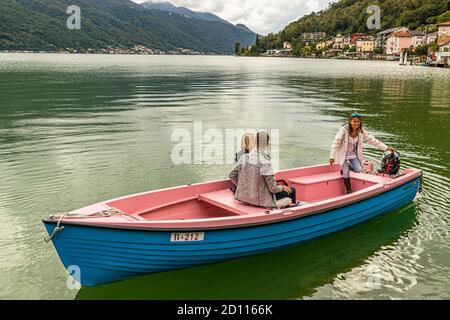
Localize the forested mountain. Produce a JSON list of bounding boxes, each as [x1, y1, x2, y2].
[[0, 0, 257, 54], [259, 0, 450, 50]]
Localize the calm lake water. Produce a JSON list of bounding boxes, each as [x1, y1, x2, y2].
[[0, 53, 449, 299]]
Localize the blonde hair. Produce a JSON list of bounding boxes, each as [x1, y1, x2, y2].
[[241, 133, 255, 152]]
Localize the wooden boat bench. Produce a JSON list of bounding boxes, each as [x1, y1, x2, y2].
[[198, 189, 269, 215], [287, 172, 343, 185], [198, 172, 389, 213], [287, 171, 387, 202]]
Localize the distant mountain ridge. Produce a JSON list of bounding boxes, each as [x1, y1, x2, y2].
[[0, 0, 257, 54], [235, 24, 254, 33], [141, 1, 230, 24], [140, 0, 259, 36]]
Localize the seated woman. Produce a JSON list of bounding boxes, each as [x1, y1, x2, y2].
[[228, 131, 296, 208], [230, 132, 255, 192], [235, 132, 255, 163]]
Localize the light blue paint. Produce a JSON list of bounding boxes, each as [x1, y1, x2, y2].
[[44, 178, 421, 286]]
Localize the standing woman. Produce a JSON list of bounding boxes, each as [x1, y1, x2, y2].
[[329, 113, 394, 194]]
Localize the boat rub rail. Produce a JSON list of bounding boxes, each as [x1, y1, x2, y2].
[[43, 168, 422, 231]]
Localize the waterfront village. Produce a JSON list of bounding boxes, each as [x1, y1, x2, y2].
[[259, 21, 450, 67], [1, 45, 205, 56], [65, 46, 204, 55]]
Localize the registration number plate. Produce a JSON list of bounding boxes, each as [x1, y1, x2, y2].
[[171, 232, 205, 242]]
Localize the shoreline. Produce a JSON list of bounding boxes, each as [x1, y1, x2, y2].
[[0, 51, 232, 58], [0, 51, 391, 59], [0, 51, 397, 62], [1, 51, 442, 67]]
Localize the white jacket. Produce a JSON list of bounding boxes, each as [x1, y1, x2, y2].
[[330, 124, 388, 165]]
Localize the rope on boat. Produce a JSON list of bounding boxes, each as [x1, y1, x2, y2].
[[44, 208, 128, 242], [44, 214, 66, 243], [419, 172, 424, 193]]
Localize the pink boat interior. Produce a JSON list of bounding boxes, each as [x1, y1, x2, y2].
[[99, 164, 401, 221]]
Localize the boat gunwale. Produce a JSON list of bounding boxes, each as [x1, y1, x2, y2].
[[42, 170, 422, 232]]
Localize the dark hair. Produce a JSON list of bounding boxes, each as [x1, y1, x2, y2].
[[348, 115, 363, 134], [256, 131, 270, 149]]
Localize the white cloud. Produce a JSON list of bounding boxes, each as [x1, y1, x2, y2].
[[306, 0, 322, 13], [133, 0, 334, 35]]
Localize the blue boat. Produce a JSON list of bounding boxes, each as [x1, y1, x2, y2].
[[43, 164, 422, 286]]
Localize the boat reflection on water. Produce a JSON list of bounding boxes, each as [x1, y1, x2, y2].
[[76, 203, 418, 300]]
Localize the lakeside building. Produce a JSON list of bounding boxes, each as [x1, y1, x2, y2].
[[410, 30, 426, 48], [435, 41, 450, 67], [426, 32, 438, 44], [342, 33, 369, 49], [440, 40, 450, 51], [376, 27, 408, 51], [434, 23, 450, 67], [356, 37, 375, 53], [343, 35, 350, 48], [302, 32, 327, 41], [386, 30, 413, 55], [332, 34, 345, 49], [266, 49, 280, 55], [265, 44, 292, 57], [350, 33, 369, 46], [316, 41, 327, 50], [437, 22, 450, 46], [283, 41, 292, 50], [322, 48, 344, 58]]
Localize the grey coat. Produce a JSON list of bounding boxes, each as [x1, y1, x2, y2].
[[228, 149, 283, 208]]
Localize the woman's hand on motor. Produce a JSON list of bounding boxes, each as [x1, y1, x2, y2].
[[329, 158, 335, 165], [282, 186, 292, 194]]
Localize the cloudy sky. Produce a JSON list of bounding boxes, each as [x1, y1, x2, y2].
[[133, 0, 335, 35]]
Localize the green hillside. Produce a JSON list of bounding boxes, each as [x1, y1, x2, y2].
[[0, 0, 257, 54], [259, 0, 450, 50]]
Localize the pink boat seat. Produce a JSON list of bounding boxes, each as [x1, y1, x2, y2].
[[287, 172, 342, 185], [198, 189, 268, 215], [286, 171, 387, 202], [288, 171, 386, 185], [351, 172, 387, 183]]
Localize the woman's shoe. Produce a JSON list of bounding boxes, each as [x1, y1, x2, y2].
[[343, 178, 352, 194]]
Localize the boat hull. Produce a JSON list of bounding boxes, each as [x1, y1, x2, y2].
[[44, 177, 421, 286]]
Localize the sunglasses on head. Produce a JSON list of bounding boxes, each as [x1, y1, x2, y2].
[[351, 113, 362, 118]]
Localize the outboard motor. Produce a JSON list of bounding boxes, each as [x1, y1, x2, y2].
[[380, 151, 401, 175]]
